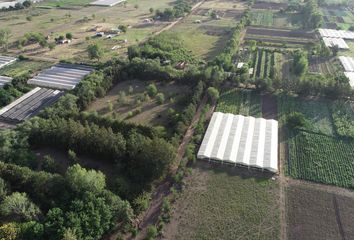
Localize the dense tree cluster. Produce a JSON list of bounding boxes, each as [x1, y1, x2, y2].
[[128, 33, 200, 64], [0, 1, 32, 12], [0, 162, 133, 239], [299, 0, 323, 29], [155, 0, 192, 21]]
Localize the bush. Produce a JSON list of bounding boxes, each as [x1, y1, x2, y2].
[[156, 93, 165, 104], [286, 112, 307, 130], [146, 84, 158, 97], [146, 225, 158, 240]]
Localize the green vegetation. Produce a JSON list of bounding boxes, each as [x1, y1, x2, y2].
[[288, 131, 354, 188], [216, 89, 262, 117], [250, 10, 273, 27], [171, 165, 279, 240]]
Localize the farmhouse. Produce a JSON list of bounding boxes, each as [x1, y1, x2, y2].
[[27, 64, 93, 90], [0, 87, 63, 123], [197, 112, 278, 173]]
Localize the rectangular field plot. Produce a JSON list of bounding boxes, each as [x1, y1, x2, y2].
[[28, 64, 93, 90], [0, 87, 63, 123], [90, 0, 125, 6], [216, 89, 262, 117], [0, 56, 16, 69], [163, 163, 280, 240], [287, 131, 354, 188], [0, 76, 12, 87], [287, 184, 354, 240]]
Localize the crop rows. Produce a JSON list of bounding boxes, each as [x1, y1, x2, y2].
[[216, 89, 262, 117], [287, 131, 354, 188], [252, 49, 277, 80]]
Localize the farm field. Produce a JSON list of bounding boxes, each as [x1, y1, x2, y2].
[[0, 0, 174, 61], [308, 56, 339, 75], [88, 80, 190, 127], [216, 88, 262, 117], [287, 183, 354, 240], [169, 0, 246, 59], [0, 59, 53, 78], [321, 7, 354, 30], [162, 162, 280, 240], [278, 95, 354, 188], [287, 131, 354, 188]]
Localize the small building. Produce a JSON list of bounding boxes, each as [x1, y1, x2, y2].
[[237, 62, 245, 69], [95, 32, 105, 37]]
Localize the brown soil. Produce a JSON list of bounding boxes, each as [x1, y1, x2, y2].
[[246, 27, 315, 39], [262, 94, 277, 120], [252, 2, 288, 10]]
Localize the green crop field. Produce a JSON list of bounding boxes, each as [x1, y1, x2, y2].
[[250, 10, 273, 27], [279, 95, 354, 188], [164, 163, 280, 240], [287, 131, 354, 188], [0, 59, 52, 78], [216, 89, 262, 117]]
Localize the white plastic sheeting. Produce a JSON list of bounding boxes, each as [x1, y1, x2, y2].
[[90, 0, 126, 6], [339, 56, 354, 72], [319, 28, 354, 39], [323, 37, 349, 49], [0, 76, 12, 87], [197, 112, 278, 173], [344, 72, 354, 89], [28, 65, 93, 90], [0, 56, 16, 69]]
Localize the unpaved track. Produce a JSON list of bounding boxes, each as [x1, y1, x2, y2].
[[130, 94, 214, 240]]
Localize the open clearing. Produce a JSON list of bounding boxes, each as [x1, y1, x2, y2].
[[168, 0, 247, 60], [163, 162, 280, 240], [88, 80, 190, 127], [1, 0, 175, 61]]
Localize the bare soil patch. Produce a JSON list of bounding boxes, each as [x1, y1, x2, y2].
[[253, 2, 288, 10], [262, 94, 278, 120], [246, 27, 315, 39], [286, 182, 354, 240]]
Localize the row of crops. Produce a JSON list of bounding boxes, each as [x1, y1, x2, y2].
[[287, 131, 354, 188], [216, 89, 262, 117], [250, 11, 274, 27], [251, 49, 282, 80]]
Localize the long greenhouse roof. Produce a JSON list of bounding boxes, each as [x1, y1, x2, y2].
[[197, 112, 278, 173]]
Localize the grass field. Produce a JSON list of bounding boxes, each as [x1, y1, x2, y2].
[[168, 0, 246, 60], [0, 0, 174, 61], [163, 162, 280, 240], [216, 89, 262, 117], [287, 183, 354, 240], [88, 80, 190, 127]]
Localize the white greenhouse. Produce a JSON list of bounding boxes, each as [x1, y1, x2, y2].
[[197, 112, 278, 173]]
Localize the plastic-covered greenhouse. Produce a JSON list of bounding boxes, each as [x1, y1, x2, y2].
[[197, 112, 278, 173]]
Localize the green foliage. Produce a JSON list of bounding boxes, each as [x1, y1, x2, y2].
[[0, 192, 41, 221], [0, 28, 11, 50], [146, 225, 158, 240], [146, 83, 158, 97], [216, 89, 262, 117], [156, 93, 165, 104], [0, 222, 20, 240], [20, 221, 44, 240], [287, 131, 354, 188], [66, 33, 73, 40], [331, 101, 354, 138], [207, 87, 219, 102], [0, 177, 7, 200], [66, 164, 106, 194], [155, 0, 192, 21], [87, 43, 104, 61], [293, 50, 308, 77], [128, 33, 199, 64], [17, 32, 47, 48], [286, 112, 307, 129]]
